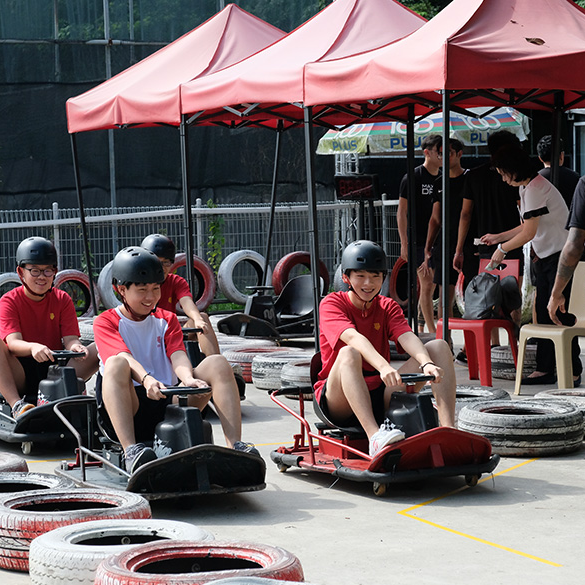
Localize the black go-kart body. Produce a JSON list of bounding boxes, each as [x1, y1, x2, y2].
[[0, 350, 88, 454], [54, 387, 266, 501], [270, 366, 500, 497]]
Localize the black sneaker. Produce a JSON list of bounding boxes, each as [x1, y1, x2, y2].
[[233, 441, 260, 457], [124, 443, 157, 474], [455, 351, 467, 365]]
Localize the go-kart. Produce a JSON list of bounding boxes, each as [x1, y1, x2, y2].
[[270, 356, 500, 497], [54, 386, 266, 501], [216, 275, 316, 339], [0, 350, 88, 454]]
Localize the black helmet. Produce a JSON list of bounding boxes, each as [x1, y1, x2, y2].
[[140, 234, 176, 263], [16, 237, 58, 267], [112, 247, 165, 286], [341, 240, 387, 274]]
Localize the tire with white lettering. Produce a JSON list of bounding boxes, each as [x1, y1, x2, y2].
[[29, 519, 213, 585], [0, 488, 151, 571], [55, 269, 99, 318], [0, 272, 21, 298], [218, 251, 271, 305], [251, 350, 308, 391], [0, 472, 74, 494], [0, 453, 28, 473], [170, 253, 216, 312], [97, 261, 120, 310], [457, 399, 584, 457], [420, 385, 510, 426], [272, 252, 330, 295], [94, 540, 304, 585]]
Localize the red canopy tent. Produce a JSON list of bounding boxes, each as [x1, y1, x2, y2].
[[65, 4, 285, 308], [302, 0, 585, 332]]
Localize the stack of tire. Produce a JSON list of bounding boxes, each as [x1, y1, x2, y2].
[[280, 358, 314, 400], [223, 346, 297, 384], [251, 348, 312, 391], [491, 343, 537, 380], [458, 398, 584, 457]]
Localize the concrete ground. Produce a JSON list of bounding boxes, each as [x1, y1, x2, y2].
[[1, 331, 584, 585]]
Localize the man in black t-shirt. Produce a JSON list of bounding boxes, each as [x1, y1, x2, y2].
[[398, 134, 442, 333], [537, 135, 579, 208]]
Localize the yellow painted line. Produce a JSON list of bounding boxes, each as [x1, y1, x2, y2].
[[398, 458, 562, 568]]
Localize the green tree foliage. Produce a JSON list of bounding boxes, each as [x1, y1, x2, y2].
[[401, 0, 452, 19]]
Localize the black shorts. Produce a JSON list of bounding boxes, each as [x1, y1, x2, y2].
[[18, 356, 51, 404], [319, 381, 386, 428], [95, 373, 171, 443]]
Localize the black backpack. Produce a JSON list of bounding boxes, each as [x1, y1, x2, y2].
[[463, 272, 502, 320]]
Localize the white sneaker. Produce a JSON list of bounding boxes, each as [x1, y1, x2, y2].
[[369, 420, 405, 457]]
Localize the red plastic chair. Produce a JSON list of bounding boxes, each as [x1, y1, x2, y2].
[[436, 259, 520, 387]]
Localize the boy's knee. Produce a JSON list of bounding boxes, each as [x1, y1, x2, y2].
[[337, 345, 362, 368], [103, 355, 130, 377], [425, 339, 452, 362]]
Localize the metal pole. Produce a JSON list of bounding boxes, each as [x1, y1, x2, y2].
[[441, 91, 451, 341], [180, 116, 195, 293], [550, 91, 564, 187], [70, 134, 98, 315], [263, 122, 283, 286], [406, 104, 417, 331], [304, 107, 321, 350]]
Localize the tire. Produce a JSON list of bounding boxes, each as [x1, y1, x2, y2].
[[218, 251, 271, 305], [420, 384, 510, 425], [0, 488, 151, 572], [223, 347, 296, 383], [454, 272, 465, 316], [388, 257, 417, 308], [271, 252, 330, 295], [170, 253, 216, 312], [0, 472, 75, 494], [54, 269, 99, 318], [0, 453, 28, 473], [94, 540, 304, 585], [250, 350, 308, 391], [218, 337, 278, 354], [535, 389, 585, 417], [0, 272, 21, 298], [457, 399, 584, 457], [97, 261, 120, 310], [491, 344, 537, 380], [29, 519, 214, 585], [78, 318, 95, 344], [280, 359, 314, 400]]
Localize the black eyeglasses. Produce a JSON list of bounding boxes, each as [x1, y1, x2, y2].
[[22, 267, 57, 277]]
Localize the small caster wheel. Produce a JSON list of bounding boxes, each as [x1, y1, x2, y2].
[[465, 474, 479, 487], [277, 463, 290, 473], [21, 441, 32, 455], [373, 482, 387, 497]]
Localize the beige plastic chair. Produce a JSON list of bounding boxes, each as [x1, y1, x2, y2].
[[515, 261, 585, 394]]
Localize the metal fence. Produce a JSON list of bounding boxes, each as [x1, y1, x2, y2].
[[0, 198, 400, 298]]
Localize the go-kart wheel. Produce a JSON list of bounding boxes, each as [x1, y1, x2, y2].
[[372, 482, 387, 497], [21, 442, 32, 455], [465, 474, 479, 487]]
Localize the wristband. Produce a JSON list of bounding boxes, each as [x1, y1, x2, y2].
[[141, 372, 151, 386], [497, 243, 507, 256], [419, 362, 435, 371]]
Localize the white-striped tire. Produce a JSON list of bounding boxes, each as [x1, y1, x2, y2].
[[0, 488, 151, 571], [29, 519, 213, 585], [218, 250, 272, 305], [54, 269, 100, 318], [457, 399, 584, 457], [250, 350, 308, 391], [0, 472, 75, 495], [97, 261, 120, 310], [94, 540, 304, 585]]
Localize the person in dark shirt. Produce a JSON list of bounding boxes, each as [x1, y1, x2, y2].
[[537, 135, 579, 208], [398, 134, 442, 334]]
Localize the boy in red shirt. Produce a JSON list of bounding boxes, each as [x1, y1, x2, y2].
[[315, 240, 456, 457], [0, 237, 98, 418], [93, 246, 257, 474]]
